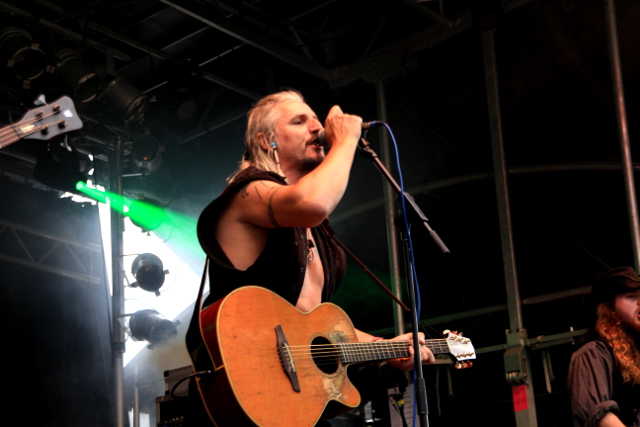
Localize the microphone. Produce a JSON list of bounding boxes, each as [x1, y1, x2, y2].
[[315, 121, 383, 147]]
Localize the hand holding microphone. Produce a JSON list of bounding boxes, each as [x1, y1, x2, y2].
[[316, 119, 383, 146]]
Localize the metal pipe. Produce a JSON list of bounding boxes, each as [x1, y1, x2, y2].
[[26, 0, 261, 100], [159, 0, 333, 81], [482, 30, 523, 333], [370, 284, 591, 336], [603, 0, 640, 270], [133, 365, 140, 427], [109, 138, 126, 427], [331, 161, 640, 224], [400, 0, 454, 26], [0, 1, 130, 61], [482, 28, 537, 427], [375, 81, 405, 336]]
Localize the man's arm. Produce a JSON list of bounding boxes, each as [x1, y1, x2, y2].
[[232, 106, 362, 229], [568, 341, 619, 427]]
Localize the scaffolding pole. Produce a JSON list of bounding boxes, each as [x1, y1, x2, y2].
[[603, 0, 640, 270], [482, 29, 538, 427]]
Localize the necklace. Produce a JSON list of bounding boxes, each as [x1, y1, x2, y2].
[[307, 231, 315, 264]]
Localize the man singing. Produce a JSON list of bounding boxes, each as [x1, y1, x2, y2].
[[198, 89, 432, 361], [568, 266, 640, 427]]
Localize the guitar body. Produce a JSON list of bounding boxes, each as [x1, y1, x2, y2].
[[195, 286, 361, 427]]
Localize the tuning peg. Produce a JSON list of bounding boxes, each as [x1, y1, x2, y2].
[[454, 361, 474, 370], [34, 94, 47, 106]]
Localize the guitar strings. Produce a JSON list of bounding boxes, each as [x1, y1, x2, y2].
[[283, 344, 451, 356], [281, 341, 453, 358], [284, 340, 452, 351], [277, 342, 469, 369], [0, 109, 60, 133], [0, 118, 65, 141], [282, 348, 451, 360], [277, 347, 472, 369], [275, 339, 469, 369], [0, 110, 65, 144], [0, 120, 68, 149]]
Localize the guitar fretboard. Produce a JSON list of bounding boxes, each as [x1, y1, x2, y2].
[[337, 339, 450, 364]]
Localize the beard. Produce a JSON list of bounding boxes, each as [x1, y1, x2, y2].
[[298, 155, 323, 174], [621, 317, 640, 335]]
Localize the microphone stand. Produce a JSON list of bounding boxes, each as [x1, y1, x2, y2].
[[357, 137, 450, 427]]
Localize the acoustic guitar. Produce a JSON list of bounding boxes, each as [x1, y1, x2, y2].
[[193, 286, 475, 427], [0, 95, 82, 150]]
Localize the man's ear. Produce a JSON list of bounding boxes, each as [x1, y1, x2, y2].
[[257, 133, 271, 151]]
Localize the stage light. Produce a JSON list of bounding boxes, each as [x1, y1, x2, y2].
[[101, 74, 149, 122], [54, 49, 101, 103], [130, 253, 168, 295], [131, 131, 163, 175], [0, 27, 47, 82], [128, 197, 166, 232], [128, 309, 177, 348]]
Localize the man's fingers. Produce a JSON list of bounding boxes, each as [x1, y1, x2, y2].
[[326, 105, 343, 119]]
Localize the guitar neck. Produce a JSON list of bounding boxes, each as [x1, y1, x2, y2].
[[0, 125, 20, 149], [337, 339, 449, 364]]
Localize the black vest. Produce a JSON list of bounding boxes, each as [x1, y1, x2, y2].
[[196, 166, 346, 307]]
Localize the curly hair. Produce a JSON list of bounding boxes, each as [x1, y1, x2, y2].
[[228, 90, 304, 181], [595, 302, 640, 385]]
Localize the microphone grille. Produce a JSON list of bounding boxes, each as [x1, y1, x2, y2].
[[316, 129, 328, 147]]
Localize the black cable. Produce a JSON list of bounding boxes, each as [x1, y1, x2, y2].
[[169, 370, 214, 399]]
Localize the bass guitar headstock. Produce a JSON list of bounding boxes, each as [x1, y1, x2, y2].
[[0, 95, 83, 150]]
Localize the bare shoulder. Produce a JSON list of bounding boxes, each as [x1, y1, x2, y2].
[[238, 179, 282, 200], [214, 180, 281, 269], [224, 179, 286, 229]]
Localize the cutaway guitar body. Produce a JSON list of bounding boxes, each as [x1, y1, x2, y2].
[[196, 286, 359, 427], [193, 286, 475, 427]]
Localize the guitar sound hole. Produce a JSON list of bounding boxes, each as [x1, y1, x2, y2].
[[311, 336, 339, 374]]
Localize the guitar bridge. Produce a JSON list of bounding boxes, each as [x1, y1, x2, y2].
[[275, 324, 300, 392]]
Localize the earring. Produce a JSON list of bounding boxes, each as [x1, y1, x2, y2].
[[270, 142, 281, 167], [270, 141, 284, 176]]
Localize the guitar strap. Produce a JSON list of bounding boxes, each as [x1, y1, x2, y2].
[[185, 257, 215, 373], [320, 222, 409, 312]]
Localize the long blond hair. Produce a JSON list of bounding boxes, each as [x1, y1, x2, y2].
[[595, 302, 640, 385], [229, 90, 304, 181]]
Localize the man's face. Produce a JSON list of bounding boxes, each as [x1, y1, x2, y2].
[[614, 288, 640, 334], [272, 99, 324, 173]]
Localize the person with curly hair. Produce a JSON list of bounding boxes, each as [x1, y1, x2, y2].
[[568, 266, 640, 427]]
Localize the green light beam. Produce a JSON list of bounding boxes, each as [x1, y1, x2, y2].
[[76, 181, 204, 260]]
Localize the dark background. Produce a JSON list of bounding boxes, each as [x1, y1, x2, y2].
[[1, 0, 639, 426]]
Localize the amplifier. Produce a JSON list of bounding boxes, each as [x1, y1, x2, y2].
[[155, 366, 214, 427]]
